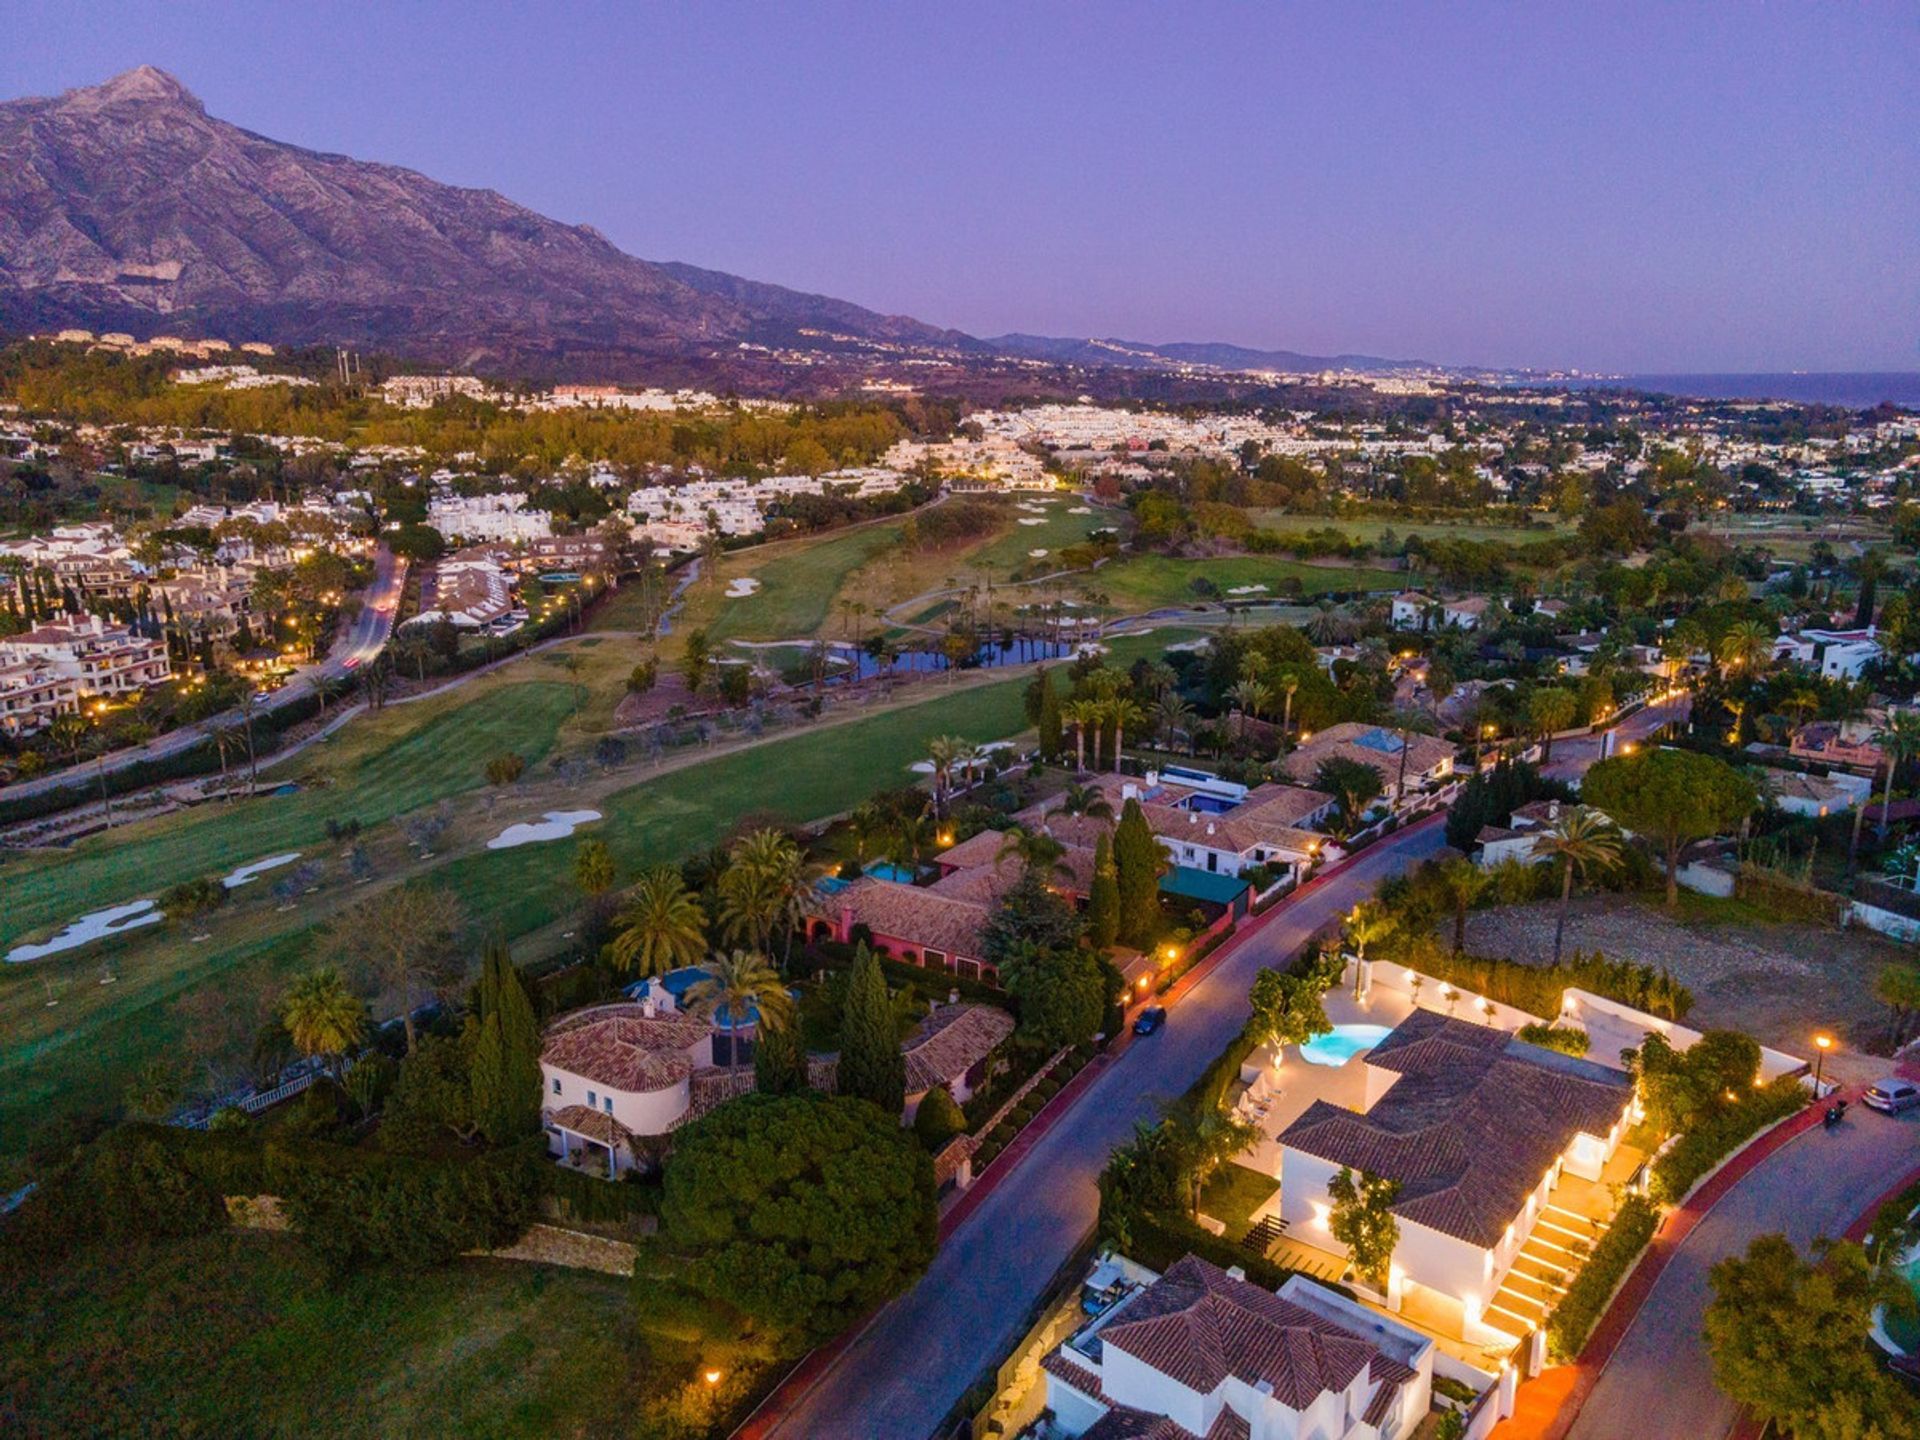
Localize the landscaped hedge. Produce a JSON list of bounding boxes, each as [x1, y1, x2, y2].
[[1125, 1207, 1352, 1301], [1545, 1194, 1658, 1361], [1649, 1080, 1806, 1206], [1392, 944, 1693, 1023]]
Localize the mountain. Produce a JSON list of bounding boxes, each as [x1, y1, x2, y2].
[[987, 333, 1429, 374], [0, 67, 980, 380], [0, 66, 1430, 391]]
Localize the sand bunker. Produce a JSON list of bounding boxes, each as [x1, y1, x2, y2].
[[1018, 518, 1047, 527], [223, 853, 302, 889], [1029, 549, 1049, 558], [1068, 506, 1093, 514], [8, 900, 162, 963], [487, 810, 603, 850], [1226, 584, 1270, 595], [725, 577, 762, 598]]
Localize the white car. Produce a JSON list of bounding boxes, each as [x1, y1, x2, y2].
[[1863, 1077, 1920, 1114]]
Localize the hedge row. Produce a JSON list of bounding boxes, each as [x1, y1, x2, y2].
[[1545, 1194, 1658, 1361], [1126, 1207, 1352, 1301], [1649, 1079, 1806, 1206], [1396, 946, 1693, 1023]]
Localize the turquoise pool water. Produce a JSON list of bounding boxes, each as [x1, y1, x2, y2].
[[1885, 1250, 1920, 1354], [866, 862, 918, 883], [1298, 1023, 1394, 1067]]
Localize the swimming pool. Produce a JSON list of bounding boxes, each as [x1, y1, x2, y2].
[[1297, 1023, 1394, 1067], [865, 862, 918, 883], [1874, 1238, 1920, 1356]]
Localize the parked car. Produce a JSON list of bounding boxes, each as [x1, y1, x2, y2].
[[1863, 1077, 1920, 1114], [1133, 1006, 1168, 1036]]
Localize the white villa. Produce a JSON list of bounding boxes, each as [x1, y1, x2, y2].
[[1391, 592, 1488, 631], [0, 613, 172, 736], [1043, 1254, 1435, 1440], [1275, 1011, 1633, 1348], [539, 1001, 718, 1172]]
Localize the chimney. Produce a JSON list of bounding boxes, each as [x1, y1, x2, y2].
[[1188, 811, 1198, 825], [1548, 800, 1560, 821], [1206, 822, 1216, 837], [641, 994, 657, 1019], [1145, 769, 1159, 787], [1227, 1265, 1247, 1282], [1122, 782, 1139, 801]]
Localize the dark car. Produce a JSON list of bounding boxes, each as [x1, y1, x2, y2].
[[1863, 1077, 1920, 1114], [1133, 1006, 1168, 1036]]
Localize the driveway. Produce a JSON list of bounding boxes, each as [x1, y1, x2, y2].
[[1568, 1102, 1920, 1440], [759, 818, 1449, 1439]]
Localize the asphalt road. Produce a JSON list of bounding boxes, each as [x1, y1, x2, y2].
[[1569, 1103, 1920, 1440], [763, 818, 1449, 1439], [4, 546, 404, 800]]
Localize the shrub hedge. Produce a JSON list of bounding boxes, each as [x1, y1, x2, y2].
[[1649, 1079, 1806, 1205], [1391, 944, 1693, 1022], [1546, 1194, 1658, 1361], [1125, 1208, 1352, 1301]]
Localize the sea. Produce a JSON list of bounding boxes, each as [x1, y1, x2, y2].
[[1517, 372, 1920, 410]]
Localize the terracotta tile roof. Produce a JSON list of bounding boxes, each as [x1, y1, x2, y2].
[[1279, 1011, 1632, 1247], [836, 876, 990, 959], [925, 845, 1099, 904], [547, 1104, 632, 1145], [1097, 1256, 1382, 1409], [934, 828, 1012, 871], [1202, 1410, 1250, 1440], [1361, 1378, 1404, 1427], [902, 1003, 1015, 1095], [1234, 783, 1335, 829], [1041, 1349, 1105, 1400], [541, 1004, 713, 1094], [1280, 723, 1456, 791]]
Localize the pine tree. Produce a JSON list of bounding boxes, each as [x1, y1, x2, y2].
[[836, 943, 905, 1116], [754, 1018, 811, 1096], [1087, 830, 1120, 951], [470, 936, 542, 1145], [1113, 798, 1164, 946], [1036, 667, 1064, 762]]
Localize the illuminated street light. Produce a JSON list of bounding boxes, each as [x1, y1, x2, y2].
[[1813, 1033, 1833, 1094]]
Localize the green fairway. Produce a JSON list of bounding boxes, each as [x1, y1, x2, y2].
[[1085, 554, 1403, 609], [963, 501, 1118, 578], [1, 1231, 776, 1439], [0, 682, 578, 954], [702, 523, 906, 642]]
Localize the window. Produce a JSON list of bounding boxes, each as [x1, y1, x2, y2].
[[603, 1096, 613, 1114], [587, 1089, 597, 1107], [551, 1077, 561, 1096], [924, 949, 947, 970]]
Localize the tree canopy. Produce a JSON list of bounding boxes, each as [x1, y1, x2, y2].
[[660, 1093, 937, 1339], [1582, 748, 1757, 905], [836, 944, 906, 1116]]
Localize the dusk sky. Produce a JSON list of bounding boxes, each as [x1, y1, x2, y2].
[[5, 2, 1915, 374]]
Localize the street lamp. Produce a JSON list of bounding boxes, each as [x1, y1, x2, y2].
[[1813, 1033, 1833, 1094]]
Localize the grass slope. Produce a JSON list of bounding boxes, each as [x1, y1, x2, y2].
[[0, 1232, 771, 1439], [1086, 555, 1403, 608]]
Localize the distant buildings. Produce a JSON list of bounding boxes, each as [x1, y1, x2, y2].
[[1281, 725, 1457, 805], [0, 613, 172, 737], [424, 493, 552, 544]]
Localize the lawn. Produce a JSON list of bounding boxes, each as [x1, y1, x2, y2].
[[687, 522, 907, 643], [961, 500, 1118, 580], [1084, 555, 1404, 609], [0, 1231, 775, 1439], [1197, 1163, 1279, 1242]]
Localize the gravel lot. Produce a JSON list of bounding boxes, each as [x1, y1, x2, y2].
[[1463, 897, 1908, 1082]]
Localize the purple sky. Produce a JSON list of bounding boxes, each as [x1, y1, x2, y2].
[[5, 2, 1916, 373]]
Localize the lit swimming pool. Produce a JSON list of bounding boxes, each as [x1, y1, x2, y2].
[[1297, 1023, 1394, 1067], [866, 862, 918, 883]]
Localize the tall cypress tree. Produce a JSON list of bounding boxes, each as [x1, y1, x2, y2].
[[1087, 830, 1120, 951], [470, 936, 542, 1145], [1036, 667, 1064, 762], [836, 943, 905, 1117], [1113, 798, 1164, 947]]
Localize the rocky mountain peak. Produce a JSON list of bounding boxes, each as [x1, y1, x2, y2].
[[64, 65, 203, 113]]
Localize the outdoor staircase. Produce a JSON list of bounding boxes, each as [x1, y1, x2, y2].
[[1481, 1202, 1605, 1341], [1241, 1215, 1286, 1256]]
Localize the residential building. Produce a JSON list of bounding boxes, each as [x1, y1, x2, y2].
[[902, 1003, 1015, 1122], [0, 612, 171, 709], [1281, 725, 1456, 805], [1043, 1254, 1435, 1440], [1774, 627, 1884, 681], [407, 552, 519, 631], [539, 1001, 719, 1172], [1276, 1011, 1633, 1345], [1758, 766, 1871, 819], [425, 492, 552, 544], [1788, 720, 1885, 774], [1391, 592, 1487, 631]]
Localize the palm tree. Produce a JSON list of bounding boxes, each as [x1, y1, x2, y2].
[[1343, 901, 1395, 997], [1305, 602, 1349, 645], [1717, 620, 1773, 679], [1155, 691, 1196, 754], [924, 733, 968, 817], [686, 949, 794, 1075], [720, 827, 819, 966], [1062, 699, 1101, 773], [1278, 673, 1301, 739], [996, 824, 1071, 879], [280, 966, 365, 1080], [1436, 856, 1492, 954], [1534, 809, 1624, 965], [1057, 782, 1113, 819], [609, 867, 708, 978], [1109, 698, 1146, 773], [1876, 710, 1920, 842], [1228, 678, 1272, 741], [884, 809, 935, 870]]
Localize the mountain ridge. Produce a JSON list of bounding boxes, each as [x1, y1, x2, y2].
[[0, 67, 1427, 388]]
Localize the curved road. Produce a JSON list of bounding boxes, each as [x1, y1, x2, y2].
[[1569, 1103, 1920, 1440], [764, 819, 1450, 1438], [762, 697, 1694, 1439], [3, 546, 404, 801]]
